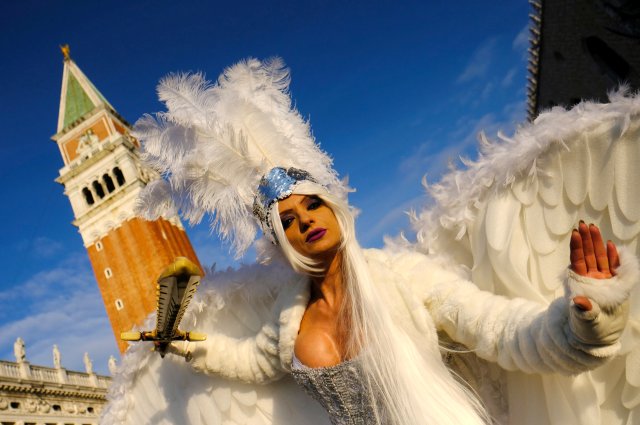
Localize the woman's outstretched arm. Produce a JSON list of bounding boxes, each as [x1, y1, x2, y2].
[[389, 224, 637, 374]]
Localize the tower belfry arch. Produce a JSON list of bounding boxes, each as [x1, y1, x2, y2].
[[52, 46, 201, 353]]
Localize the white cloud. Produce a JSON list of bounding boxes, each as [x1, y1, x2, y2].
[[32, 236, 64, 258], [398, 113, 502, 185], [361, 194, 424, 246], [356, 113, 504, 245], [502, 99, 527, 125], [480, 81, 495, 101], [399, 138, 471, 187], [0, 253, 118, 375], [0, 255, 94, 303], [513, 24, 529, 50], [396, 106, 525, 202], [501, 67, 518, 88], [12, 237, 64, 262], [512, 24, 530, 58], [398, 143, 433, 180], [368, 108, 518, 243], [456, 38, 497, 84]]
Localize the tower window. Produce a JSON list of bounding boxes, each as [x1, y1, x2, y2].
[[103, 174, 116, 193], [113, 167, 126, 186], [92, 180, 105, 199], [82, 187, 95, 205], [115, 299, 124, 310], [104, 268, 113, 279], [95, 241, 103, 251]]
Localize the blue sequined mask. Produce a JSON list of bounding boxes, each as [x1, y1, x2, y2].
[[253, 167, 317, 242]]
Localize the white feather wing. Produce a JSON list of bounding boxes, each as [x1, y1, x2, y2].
[[413, 93, 640, 424], [101, 263, 330, 425]]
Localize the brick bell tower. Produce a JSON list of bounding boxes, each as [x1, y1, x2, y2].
[[52, 46, 201, 353]]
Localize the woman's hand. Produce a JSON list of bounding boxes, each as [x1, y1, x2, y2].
[[570, 221, 619, 311]]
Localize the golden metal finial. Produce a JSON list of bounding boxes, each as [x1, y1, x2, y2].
[[60, 44, 71, 61]]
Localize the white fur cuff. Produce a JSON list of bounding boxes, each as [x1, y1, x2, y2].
[[567, 338, 622, 358], [564, 246, 639, 310]]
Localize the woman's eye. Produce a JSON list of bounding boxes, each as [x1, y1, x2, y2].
[[308, 200, 322, 210], [281, 217, 294, 230]]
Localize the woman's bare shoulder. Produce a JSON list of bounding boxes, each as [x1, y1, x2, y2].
[[294, 328, 342, 368]]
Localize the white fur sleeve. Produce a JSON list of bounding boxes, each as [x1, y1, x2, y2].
[[423, 249, 639, 375], [186, 321, 284, 383], [179, 278, 310, 384]]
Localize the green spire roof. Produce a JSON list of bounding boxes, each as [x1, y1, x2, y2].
[[56, 55, 116, 133], [63, 72, 96, 128]]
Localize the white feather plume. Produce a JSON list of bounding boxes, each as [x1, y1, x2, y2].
[[134, 58, 346, 256]]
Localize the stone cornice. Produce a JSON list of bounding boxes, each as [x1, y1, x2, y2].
[[0, 383, 107, 400]]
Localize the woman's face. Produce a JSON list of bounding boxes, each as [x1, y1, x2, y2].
[[277, 194, 342, 260]]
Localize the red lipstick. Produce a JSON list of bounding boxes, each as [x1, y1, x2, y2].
[[306, 228, 327, 242]]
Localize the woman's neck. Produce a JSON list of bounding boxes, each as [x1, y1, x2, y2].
[[310, 251, 344, 308]]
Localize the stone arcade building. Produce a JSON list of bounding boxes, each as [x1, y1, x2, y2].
[[0, 339, 111, 425]]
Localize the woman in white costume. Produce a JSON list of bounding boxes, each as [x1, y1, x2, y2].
[[102, 59, 640, 425]]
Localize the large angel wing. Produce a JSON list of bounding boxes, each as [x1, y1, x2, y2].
[[412, 91, 640, 425], [101, 262, 330, 425]]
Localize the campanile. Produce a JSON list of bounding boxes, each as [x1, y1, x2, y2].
[[52, 46, 201, 353]]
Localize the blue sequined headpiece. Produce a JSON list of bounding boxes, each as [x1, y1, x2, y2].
[[253, 167, 317, 241]]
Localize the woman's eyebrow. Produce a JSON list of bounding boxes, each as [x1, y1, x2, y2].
[[279, 197, 308, 216], [303, 195, 319, 205]]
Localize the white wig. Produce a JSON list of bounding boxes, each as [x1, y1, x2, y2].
[[269, 182, 489, 425]]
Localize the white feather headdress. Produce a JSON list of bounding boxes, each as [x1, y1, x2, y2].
[[134, 58, 347, 256]]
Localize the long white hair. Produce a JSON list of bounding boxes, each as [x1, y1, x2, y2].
[[270, 181, 490, 425]]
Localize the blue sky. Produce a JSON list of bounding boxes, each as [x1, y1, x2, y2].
[[0, 0, 530, 375]]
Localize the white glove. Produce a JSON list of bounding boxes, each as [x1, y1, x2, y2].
[[564, 251, 638, 357], [569, 296, 629, 354]]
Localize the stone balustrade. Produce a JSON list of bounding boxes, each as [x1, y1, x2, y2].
[[0, 360, 110, 389]]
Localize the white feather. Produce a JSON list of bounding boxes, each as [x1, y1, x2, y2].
[[134, 58, 347, 256]]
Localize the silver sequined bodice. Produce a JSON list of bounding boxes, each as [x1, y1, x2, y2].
[[291, 355, 379, 425]]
